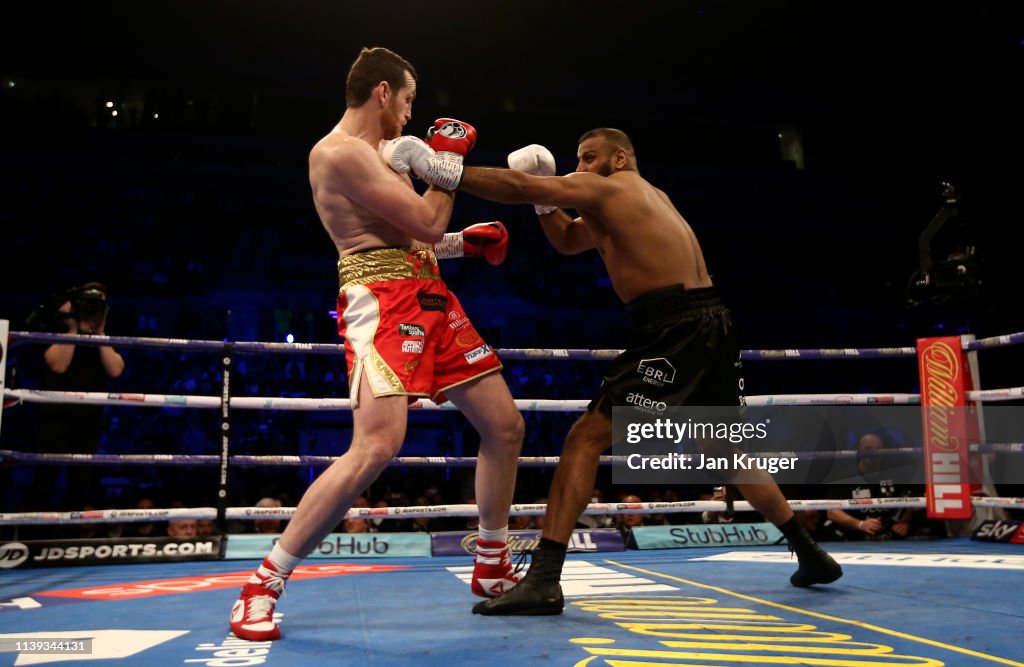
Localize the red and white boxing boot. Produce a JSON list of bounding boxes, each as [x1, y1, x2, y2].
[[471, 539, 522, 598], [230, 558, 286, 641]]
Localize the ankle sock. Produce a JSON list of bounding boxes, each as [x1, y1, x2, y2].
[[478, 526, 509, 545]]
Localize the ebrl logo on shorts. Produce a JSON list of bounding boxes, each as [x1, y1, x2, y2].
[[464, 344, 493, 365], [637, 358, 676, 387]]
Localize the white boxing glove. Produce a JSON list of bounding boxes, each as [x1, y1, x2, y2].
[[382, 135, 463, 191], [383, 135, 433, 176], [507, 144, 557, 215]]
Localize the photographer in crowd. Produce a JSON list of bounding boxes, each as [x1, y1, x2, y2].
[[823, 432, 940, 541], [27, 282, 125, 523]]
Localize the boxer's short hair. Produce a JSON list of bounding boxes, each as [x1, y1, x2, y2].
[[346, 47, 417, 107]]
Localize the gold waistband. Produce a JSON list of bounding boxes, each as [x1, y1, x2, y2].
[[338, 247, 440, 291]]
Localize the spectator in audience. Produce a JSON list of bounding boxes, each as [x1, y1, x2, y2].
[[344, 517, 372, 534], [509, 514, 531, 531], [824, 433, 936, 540], [122, 496, 160, 538], [196, 519, 217, 537], [254, 497, 284, 534], [168, 518, 198, 537], [465, 495, 480, 531], [370, 499, 391, 533], [577, 487, 613, 529], [614, 493, 646, 542], [411, 495, 433, 533], [530, 497, 548, 531]]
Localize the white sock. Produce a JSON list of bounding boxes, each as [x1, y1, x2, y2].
[[478, 526, 508, 545], [248, 544, 301, 592], [266, 543, 302, 575]]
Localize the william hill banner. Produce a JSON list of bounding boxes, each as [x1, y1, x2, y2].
[[916, 335, 978, 520]]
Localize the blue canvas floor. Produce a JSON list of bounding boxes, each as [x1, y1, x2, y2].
[[1, 538, 1021, 666]]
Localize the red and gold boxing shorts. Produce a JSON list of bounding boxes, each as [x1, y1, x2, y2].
[[337, 247, 502, 405]]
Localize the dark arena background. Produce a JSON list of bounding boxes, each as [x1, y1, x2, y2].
[[1, 2, 1023, 665]]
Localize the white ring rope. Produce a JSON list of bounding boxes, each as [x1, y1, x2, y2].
[[8, 329, 1024, 358], [0, 497, 958, 526], [5, 443, 1023, 468], [6, 387, 1024, 413], [2, 389, 590, 412]]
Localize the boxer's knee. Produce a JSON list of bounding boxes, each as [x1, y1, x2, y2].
[[351, 432, 405, 472], [564, 411, 612, 457], [481, 409, 524, 453]]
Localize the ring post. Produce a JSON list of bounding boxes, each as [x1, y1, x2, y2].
[[217, 342, 234, 537], [0, 319, 8, 435]]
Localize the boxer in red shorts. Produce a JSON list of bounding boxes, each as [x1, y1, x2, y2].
[[230, 47, 524, 641], [337, 247, 501, 407]]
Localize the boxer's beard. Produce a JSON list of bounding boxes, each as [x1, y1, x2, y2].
[[381, 116, 401, 140], [382, 97, 404, 139]]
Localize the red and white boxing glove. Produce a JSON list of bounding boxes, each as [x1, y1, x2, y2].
[[434, 221, 508, 266], [425, 118, 477, 165], [507, 144, 557, 215], [382, 135, 463, 191]]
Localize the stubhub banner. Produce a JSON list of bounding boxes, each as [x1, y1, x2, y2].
[[631, 523, 784, 550], [226, 533, 432, 559]]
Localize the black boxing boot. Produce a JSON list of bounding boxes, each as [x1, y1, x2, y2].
[[779, 515, 843, 587], [473, 538, 566, 616]]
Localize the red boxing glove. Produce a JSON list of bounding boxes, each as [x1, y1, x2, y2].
[[463, 221, 507, 265], [425, 118, 477, 162], [433, 221, 508, 266]]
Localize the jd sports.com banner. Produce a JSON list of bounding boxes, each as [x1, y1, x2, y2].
[[0, 537, 221, 569]]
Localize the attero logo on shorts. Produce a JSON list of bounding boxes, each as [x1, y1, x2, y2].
[[637, 358, 676, 387], [464, 344, 493, 365], [398, 323, 425, 337], [626, 392, 667, 414]]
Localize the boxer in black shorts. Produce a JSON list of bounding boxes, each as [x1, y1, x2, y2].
[[592, 285, 741, 415], [455, 128, 842, 615]]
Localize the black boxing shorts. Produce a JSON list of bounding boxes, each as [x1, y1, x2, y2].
[[589, 285, 744, 416]]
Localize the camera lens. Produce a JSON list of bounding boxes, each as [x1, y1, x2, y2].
[[74, 290, 107, 321]]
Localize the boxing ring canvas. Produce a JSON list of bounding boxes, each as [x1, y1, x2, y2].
[[1, 538, 1021, 666], [3, 326, 1024, 665]]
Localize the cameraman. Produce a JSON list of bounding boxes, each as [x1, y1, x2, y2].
[[43, 283, 125, 378], [31, 282, 124, 521]]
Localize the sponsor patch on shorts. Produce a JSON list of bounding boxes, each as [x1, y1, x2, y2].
[[417, 294, 448, 312], [398, 323, 425, 337], [463, 344, 493, 365], [402, 340, 424, 354]]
